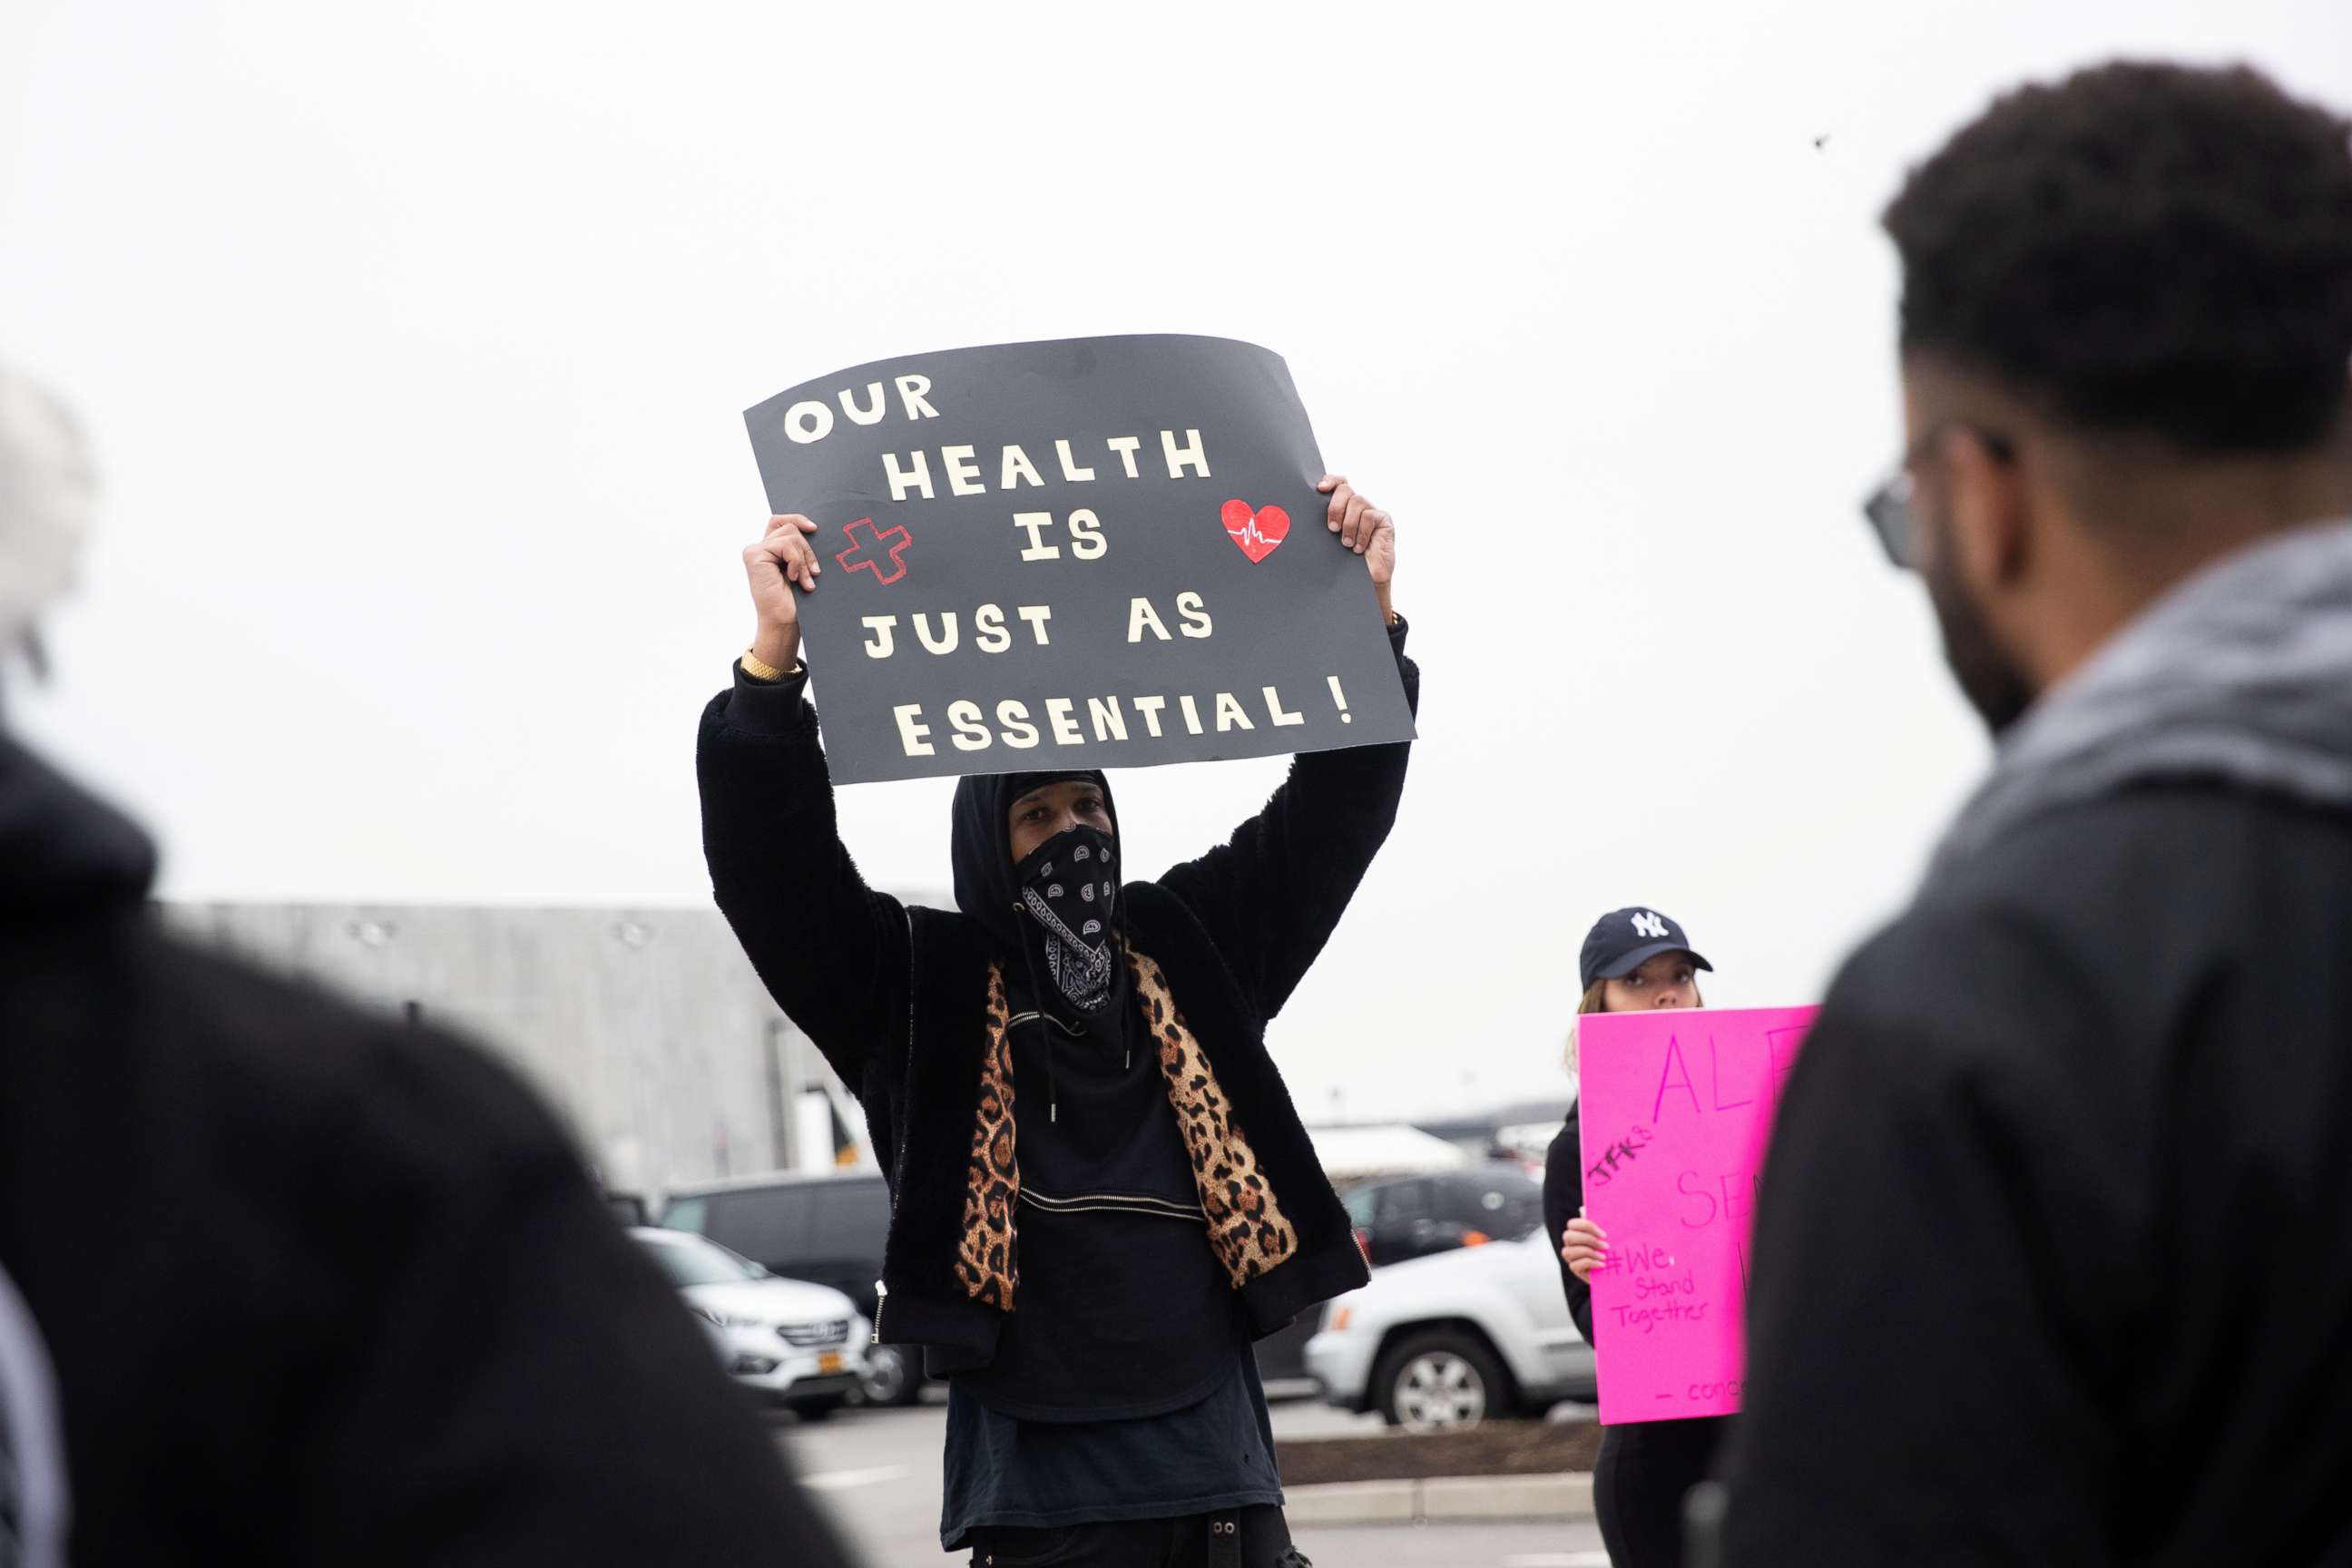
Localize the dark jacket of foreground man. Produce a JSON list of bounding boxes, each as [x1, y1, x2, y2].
[[1723, 521, 2352, 1566]]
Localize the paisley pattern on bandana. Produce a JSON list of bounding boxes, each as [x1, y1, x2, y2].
[[1016, 829, 1120, 1014]]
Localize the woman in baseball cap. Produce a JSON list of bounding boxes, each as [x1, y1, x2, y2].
[[1542, 907, 1720, 1568]]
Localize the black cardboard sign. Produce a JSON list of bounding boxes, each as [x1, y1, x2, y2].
[[741, 334, 1416, 783]]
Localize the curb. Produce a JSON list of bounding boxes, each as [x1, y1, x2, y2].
[[1286, 1472, 1594, 1527]]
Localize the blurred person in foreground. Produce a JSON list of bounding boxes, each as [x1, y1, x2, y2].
[[1720, 64, 2352, 1565], [0, 372, 851, 1566]]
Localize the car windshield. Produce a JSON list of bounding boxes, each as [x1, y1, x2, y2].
[[638, 1235, 760, 1288]]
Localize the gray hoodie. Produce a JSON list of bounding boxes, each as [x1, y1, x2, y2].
[[1931, 516, 2352, 880]]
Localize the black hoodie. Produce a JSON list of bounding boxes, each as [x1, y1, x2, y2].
[[945, 768, 1247, 1419], [948, 766, 1134, 1038], [699, 622, 1418, 1382], [0, 736, 849, 1567]]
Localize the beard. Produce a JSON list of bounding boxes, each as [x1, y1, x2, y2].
[[1919, 509, 2039, 737]]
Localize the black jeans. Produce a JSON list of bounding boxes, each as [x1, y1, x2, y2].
[[1593, 1416, 1730, 1568], [969, 1504, 1306, 1567]]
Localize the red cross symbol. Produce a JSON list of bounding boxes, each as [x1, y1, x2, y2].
[[834, 517, 912, 585]]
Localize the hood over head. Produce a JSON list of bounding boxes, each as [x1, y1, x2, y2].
[[0, 734, 155, 916], [0, 369, 94, 677], [950, 769, 1116, 946], [950, 769, 1129, 1028]]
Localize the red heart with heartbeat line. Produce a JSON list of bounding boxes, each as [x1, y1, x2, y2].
[[1221, 499, 1291, 564]]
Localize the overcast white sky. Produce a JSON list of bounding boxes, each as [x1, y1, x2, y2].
[[5, 1, 2347, 1121]]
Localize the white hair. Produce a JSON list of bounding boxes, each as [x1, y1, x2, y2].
[[0, 369, 93, 665]]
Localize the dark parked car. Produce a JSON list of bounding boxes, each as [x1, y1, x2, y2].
[[661, 1169, 1336, 1401], [1339, 1167, 1545, 1269]]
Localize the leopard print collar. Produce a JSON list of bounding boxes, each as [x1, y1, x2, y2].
[[952, 948, 1300, 1310]]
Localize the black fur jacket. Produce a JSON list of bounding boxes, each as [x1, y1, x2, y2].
[[695, 627, 1418, 1372]]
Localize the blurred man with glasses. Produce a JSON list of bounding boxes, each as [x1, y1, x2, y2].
[[1720, 62, 2352, 1566]]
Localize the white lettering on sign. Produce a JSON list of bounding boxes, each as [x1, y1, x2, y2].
[[1014, 512, 1059, 562], [861, 605, 1054, 659], [888, 683, 1341, 757], [784, 400, 834, 444], [942, 445, 984, 497], [1128, 598, 1170, 643], [838, 382, 887, 426], [883, 450, 934, 502], [1013, 510, 1110, 563], [895, 375, 939, 420], [893, 704, 934, 757], [1160, 427, 1210, 479], [783, 374, 938, 445], [1000, 445, 1046, 489], [880, 434, 1210, 499], [1177, 593, 1211, 638]]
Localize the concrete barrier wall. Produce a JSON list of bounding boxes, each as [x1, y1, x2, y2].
[[159, 899, 926, 1195]]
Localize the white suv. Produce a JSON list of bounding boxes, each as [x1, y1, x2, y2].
[[632, 1229, 869, 1417], [1305, 1230, 1596, 1430]]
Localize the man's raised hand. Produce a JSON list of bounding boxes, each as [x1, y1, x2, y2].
[[743, 514, 820, 672], [1318, 475, 1398, 621]]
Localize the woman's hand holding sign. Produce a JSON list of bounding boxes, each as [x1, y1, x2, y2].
[[1318, 475, 1397, 623], [745, 514, 821, 674], [1563, 1210, 1612, 1282]]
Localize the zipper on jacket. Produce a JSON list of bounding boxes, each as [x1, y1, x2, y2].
[[874, 906, 921, 1348], [1004, 1010, 1083, 1037], [1005, 1009, 1086, 1122]]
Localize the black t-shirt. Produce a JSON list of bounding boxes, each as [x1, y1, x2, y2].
[[940, 1345, 1283, 1550], [1543, 1101, 1596, 1346]]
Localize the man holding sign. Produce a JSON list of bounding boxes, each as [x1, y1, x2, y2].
[[698, 338, 1416, 1566]]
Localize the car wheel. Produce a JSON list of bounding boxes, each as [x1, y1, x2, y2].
[[1372, 1330, 1507, 1432], [856, 1345, 922, 1408], [791, 1395, 848, 1422]]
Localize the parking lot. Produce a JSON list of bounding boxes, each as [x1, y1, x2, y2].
[[775, 1395, 1612, 1566]]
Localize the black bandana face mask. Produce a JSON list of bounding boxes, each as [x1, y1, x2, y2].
[[1014, 824, 1121, 1018]]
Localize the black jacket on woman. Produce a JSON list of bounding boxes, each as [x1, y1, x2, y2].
[[695, 631, 1418, 1377], [1549, 1086, 1729, 1568], [1542, 1100, 1596, 1344]]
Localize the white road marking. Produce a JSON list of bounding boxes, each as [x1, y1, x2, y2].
[[1503, 1554, 1612, 1567], [799, 1465, 910, 1492]]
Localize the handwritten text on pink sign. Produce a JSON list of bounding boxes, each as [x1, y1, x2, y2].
[[1579, 1005, 1815, 1424]]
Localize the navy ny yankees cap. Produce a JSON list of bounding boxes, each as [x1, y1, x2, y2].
[[1580, 907, 1713, 991]]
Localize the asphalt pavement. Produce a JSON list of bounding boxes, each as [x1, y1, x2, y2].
[[775, 1394, 1610, 1566]]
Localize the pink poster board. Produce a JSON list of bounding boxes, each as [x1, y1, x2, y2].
[[1577, 1004, 1816, 1424]]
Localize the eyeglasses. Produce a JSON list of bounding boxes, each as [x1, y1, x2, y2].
[[1860, 423, 2015, 569]]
